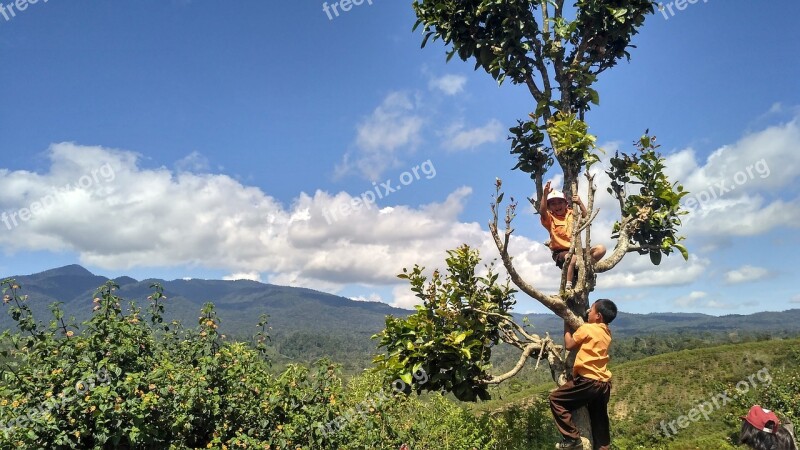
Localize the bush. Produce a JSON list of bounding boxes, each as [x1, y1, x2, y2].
[[0, 279, 545, 450]]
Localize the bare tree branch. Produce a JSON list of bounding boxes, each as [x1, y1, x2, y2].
[[482, 336, 561, 385], [594, 218, 637, 273], [489, 200, 582, 326]]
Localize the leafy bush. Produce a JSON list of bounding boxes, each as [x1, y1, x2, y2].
[[373, 245, 516, 402], [0, 280, 349, 448], [0, 278, 539, 450], [479, 398, 559, 449]]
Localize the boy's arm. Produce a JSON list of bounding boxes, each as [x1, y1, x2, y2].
[[564, 323, 579, 350], [572, 194, 588, 218], [540, 181, 552, 214]]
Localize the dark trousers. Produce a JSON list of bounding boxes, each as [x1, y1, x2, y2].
[[549, 376, 612, 450]]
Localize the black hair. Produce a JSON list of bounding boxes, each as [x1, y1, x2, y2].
[[740, 420, 798, 450], [593, 299, 617, 324]]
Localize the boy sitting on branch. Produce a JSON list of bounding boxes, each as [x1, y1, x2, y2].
[[540, 181, 606, 291]]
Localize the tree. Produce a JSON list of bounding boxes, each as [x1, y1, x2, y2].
[[375, 1, 689, 447]]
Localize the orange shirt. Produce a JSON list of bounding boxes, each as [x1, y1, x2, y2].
[[572, 323, 612, 382], [540, 209, 574, 251]]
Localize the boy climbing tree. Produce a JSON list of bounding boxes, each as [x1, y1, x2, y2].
[[375, 2, 690, 449], [540, 180, 606, 291], [550, 299, 617, 450]]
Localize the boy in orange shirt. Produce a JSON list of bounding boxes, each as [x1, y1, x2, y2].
[[540, 181, 606, 290], [550, 299, 617, 450]]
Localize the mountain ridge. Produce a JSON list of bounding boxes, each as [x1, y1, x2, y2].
[[3, 265, 799, 372]]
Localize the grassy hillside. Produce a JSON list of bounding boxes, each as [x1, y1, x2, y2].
[[474, 338, 800, 450], [1, 274, 797, 449], [611, 338, 799, 449]]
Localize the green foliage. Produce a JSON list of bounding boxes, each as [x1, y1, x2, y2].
[[413, 0, 659, 184], [547, 112, 601, 169], [0, 279, 162, 448], [478, 338, 800, 450], [479, 398, 560, 449], [413, 0, 541, 85], [509, 118, 551, 179], [607, 134, 689, 264], [2, 278, 796, 449], [508, 112, 601, 180], [0, 279, 337, 448], [412, 0, 657, 96], [723, 346, 800, 429], [0, 278, 527, 449], [609, 339, 800, 449], [328, 370, 496, 449], [374, 245, 516, 402]]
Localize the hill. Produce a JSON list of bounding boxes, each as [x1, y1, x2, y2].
[[512, 309, 800, 338], [477, 337, 800, 449], [3, 265, 800, 372], [2, 265, 407, 371]]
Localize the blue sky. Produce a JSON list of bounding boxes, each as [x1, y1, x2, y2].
[[1, 1, 799, 315]]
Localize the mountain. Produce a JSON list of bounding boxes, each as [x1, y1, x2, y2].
[[2, 265, 799, 371], [1, 265, 405, 340], [512, 309, 800, 338]]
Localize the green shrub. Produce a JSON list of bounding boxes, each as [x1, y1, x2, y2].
[[0, 279, 549, 450]]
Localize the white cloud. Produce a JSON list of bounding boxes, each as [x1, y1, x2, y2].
[[0, 145, 557, 300], [443, 119, 505, 151], [175, 151, 210, 172], [223, 272, 262, 282], [673, 292, 730, 310], [662, 117, 800, 239], [705, 299, 731, 309], [336, 92, 424, 181], [351, 293, 384, 303], [790, 295, 800, 304], [391, 284, 422, 309], [10, 124, 795, 311], [675, 291, 707, 307], [724, 265, 769, 284], [429, 74, 467, 96], [597, 253, 708, 289]]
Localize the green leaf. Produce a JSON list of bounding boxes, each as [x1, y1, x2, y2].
[[649, 250, 662, 266], [589, 88, 600, 106], [674, 243, 689, 261]]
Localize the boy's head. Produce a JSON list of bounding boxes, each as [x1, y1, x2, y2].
[[546, 190, 568, 216], [739, 406, 795, 450], [589, 299, 617, 324], [742, 405, 780, 434]]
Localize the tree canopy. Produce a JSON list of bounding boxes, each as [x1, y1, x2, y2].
[[376, 0, 690, 407]]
